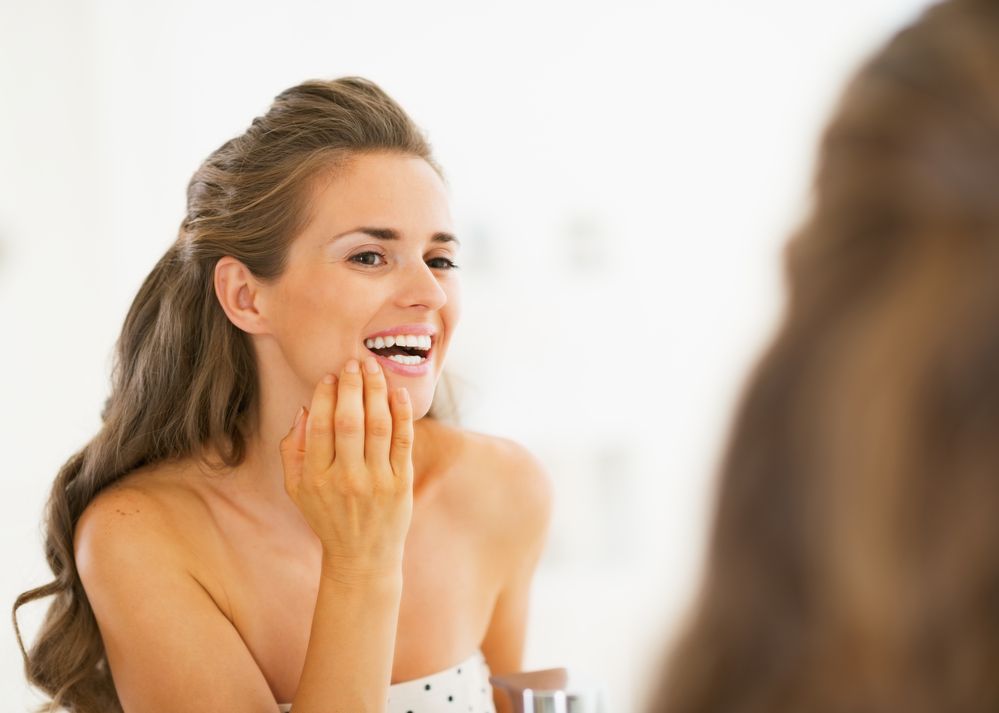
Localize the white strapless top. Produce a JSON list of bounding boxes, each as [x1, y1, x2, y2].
[[277, 650, 496, 713]]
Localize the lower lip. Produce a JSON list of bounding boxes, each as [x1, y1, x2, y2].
[[369, 348, 434, 376]]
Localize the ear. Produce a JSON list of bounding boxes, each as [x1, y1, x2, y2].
[[214, 257, 268, 334]]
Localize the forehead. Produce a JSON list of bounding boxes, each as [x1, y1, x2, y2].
[[304, 152, 452, 236]]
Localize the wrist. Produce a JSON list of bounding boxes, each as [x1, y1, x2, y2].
[[319, 549, 404, 590]]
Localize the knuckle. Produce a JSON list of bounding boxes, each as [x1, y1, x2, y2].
[[366, 419, 392, 439], [334, 416, 363, 435], [370, 474, 393, 495], [303, 472, 329, 493], [335, 473, 366, 498], [392, 432, 415, 449], [308, 421, 332, 437], [339, 373, 363, 390]]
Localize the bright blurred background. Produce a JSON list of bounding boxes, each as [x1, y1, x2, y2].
[[0, 1, 938, 710]]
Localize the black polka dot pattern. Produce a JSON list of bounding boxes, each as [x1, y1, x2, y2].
[[277, 651, 495, 713]]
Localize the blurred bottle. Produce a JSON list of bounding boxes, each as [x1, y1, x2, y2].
[[490, 668, 609, 713]]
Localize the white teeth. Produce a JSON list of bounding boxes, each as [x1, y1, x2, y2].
[[387, 354, 427, 366], [367, 333, 433, 352]]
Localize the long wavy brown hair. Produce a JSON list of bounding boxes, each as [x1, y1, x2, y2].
[[13, 77, 438, 713], [655, 0, 999, 711]]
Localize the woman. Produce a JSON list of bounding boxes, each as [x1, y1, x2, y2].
[[653, 0, 999, 710], [14, 78, 551, 713]]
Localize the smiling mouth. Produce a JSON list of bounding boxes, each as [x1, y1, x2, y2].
[[364, 334, 432, 366]]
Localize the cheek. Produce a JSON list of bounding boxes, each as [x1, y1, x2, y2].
[[273, 283, 343, 344], [440, 282, 462, 346], [267, 273, 381, 377], [414, 285, 460, 418]]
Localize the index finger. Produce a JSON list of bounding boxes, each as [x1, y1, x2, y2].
[[304, 374, 337, 474]]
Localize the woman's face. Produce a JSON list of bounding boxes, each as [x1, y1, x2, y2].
[[259, 152, 460, 417]]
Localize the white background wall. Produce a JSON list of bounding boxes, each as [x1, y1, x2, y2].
[[0, 1, 936, 710]]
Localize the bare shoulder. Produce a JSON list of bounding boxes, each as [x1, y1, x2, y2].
[[77, 471, 173, 566], [73, 464, 274, 710], [463, 430, 553, 523], [74, 461, 219, 612], [423, 420, 553, 542]]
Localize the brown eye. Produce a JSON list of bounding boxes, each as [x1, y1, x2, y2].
[[351, 252, 384, 266], [426, 256, 457, 270]]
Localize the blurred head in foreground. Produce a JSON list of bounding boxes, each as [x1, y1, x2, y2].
[[656, 1, 999, 710]]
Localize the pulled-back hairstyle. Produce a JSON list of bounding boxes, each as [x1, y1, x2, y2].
[[13, 77, 437, 713], [655, 0, 999, 711]]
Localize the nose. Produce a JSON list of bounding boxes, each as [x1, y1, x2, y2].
[[394, 260, 448, 312]]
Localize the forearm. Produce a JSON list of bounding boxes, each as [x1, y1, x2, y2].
[[291, 564, 403, 713], [278, 364, 414, 712]]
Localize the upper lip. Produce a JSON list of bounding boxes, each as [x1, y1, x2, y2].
[[363, 323, 438, 342]]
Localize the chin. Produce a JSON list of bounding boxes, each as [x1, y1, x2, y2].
[[383, 373, 437, 420], [411, 387, 436, 420]]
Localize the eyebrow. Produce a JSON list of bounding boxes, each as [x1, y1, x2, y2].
[[331, 227, 460, 246]]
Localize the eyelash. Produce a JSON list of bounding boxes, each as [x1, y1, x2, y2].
[[426, 256, 459, 270], [349, 252, 459, 271], [350, 251, 386, 266]]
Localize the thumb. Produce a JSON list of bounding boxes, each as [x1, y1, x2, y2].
[[279, 407, 308, 498]]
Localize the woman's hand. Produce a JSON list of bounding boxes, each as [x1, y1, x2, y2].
[[279, 357, 414, 584]]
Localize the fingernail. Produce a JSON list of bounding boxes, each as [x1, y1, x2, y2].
[[345, 359, 360, 374], [293, 406, 305, 427], [364, 357, 379, 374], [396, 388, 409, 404], [322, 374, 335, 384]]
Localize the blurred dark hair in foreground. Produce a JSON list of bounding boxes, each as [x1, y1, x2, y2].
[[654, 1, 999, 711]]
